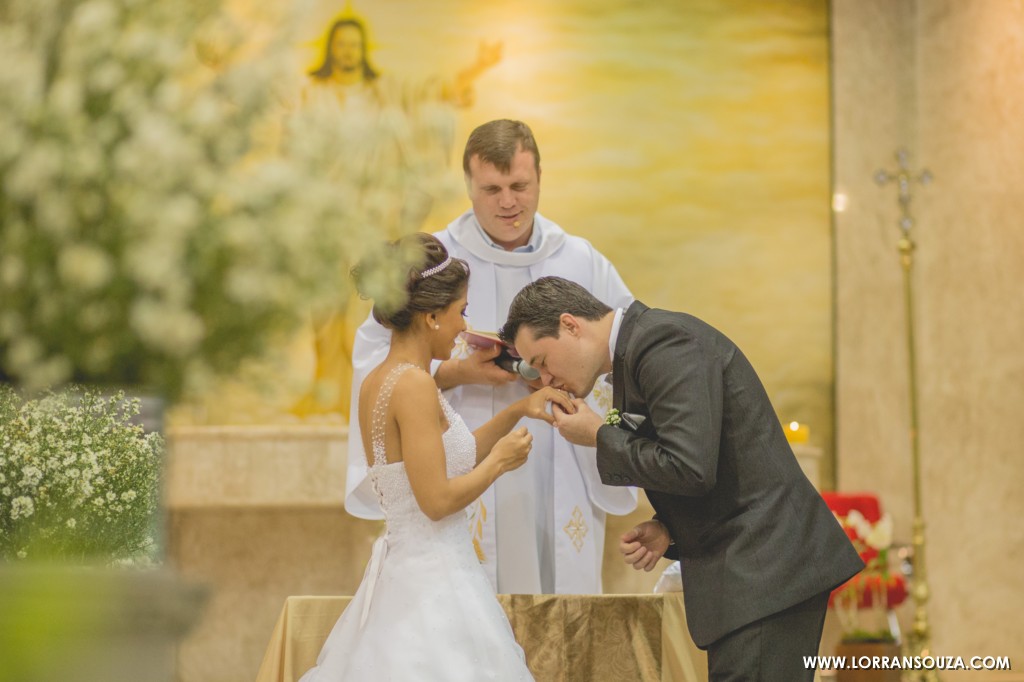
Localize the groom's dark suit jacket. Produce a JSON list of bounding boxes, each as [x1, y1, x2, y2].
[[596, 301, 863, 648]]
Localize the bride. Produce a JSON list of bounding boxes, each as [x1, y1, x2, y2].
[[299, 233, 573, 681]]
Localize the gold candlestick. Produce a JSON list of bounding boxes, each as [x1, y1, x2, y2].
[[875, 149, 938, 681]]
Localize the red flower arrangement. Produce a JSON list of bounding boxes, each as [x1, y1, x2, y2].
[[822, 492, 908, 643]]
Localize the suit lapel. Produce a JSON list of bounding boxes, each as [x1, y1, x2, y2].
[[611, 301, 647, 411], [612, 352, 625, 412]]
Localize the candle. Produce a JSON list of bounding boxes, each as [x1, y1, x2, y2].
[[784, 421, 809, 444]]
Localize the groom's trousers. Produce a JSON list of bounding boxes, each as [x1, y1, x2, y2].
[[704, 590, 830, 682]]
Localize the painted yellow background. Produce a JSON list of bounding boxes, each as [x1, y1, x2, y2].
[[184, 0, 834, 479]]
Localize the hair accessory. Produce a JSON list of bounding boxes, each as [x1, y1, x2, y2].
[[419, 255, 452, 279]]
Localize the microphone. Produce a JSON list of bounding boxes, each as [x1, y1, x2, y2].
[[459, 330, 540, 381], [494, 347, 541, 381]]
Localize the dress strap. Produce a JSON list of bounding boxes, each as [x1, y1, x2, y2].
[[369, 362, 420, 468], [437, 389, 459, 425]]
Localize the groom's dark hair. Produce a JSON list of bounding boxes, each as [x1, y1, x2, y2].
[[500, 276, 611, 343]]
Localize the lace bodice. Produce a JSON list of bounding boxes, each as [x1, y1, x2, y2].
[[367, 363, 477, 538]]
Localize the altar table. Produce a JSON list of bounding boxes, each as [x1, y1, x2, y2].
[[255, 593, 707, 682]]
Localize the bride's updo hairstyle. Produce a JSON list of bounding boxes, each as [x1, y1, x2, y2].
[[352, 233, 470, 332]]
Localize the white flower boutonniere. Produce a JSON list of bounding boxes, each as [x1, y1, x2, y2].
[[604, 408, 622, 426]]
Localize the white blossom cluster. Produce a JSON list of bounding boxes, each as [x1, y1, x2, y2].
[[843, 509, 894, 551], [0, 0, 457, 398], [0, 385, 161, 562]]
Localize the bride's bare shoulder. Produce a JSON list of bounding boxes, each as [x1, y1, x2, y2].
[[360, 364, 434, 408], [389, 366, 437, 405]]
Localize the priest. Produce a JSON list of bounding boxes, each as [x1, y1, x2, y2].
[[346, 119, 637, 594]]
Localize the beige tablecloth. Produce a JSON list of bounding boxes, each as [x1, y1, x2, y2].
[[255, 593, 707, 682]]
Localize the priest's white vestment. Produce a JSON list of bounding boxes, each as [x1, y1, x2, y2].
[[345, 210, 637, 593]]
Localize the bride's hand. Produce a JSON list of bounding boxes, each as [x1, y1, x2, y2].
[[490, 427, 533, 473], [520, 387, 576, 424]]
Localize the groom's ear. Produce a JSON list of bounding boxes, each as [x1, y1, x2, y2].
[[560, 313, 580, 338]]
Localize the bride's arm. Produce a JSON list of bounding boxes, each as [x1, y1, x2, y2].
[[395, 371, 529, 521], [471, 387, 575, 464]]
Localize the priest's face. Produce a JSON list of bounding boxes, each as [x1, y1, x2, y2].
[[466, 147, 541, 251], [513, 322, 603, 399]]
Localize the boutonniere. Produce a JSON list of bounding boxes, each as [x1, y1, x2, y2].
[[605, 409, 647, 432]]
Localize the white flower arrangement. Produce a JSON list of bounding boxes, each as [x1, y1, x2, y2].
[[0, 385, 161, 563], [844, 509, 894, 552], [829, 509, 907, 643], [0, 0, 456, 399]]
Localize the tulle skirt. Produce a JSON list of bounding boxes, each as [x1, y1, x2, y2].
[[298, 528, 533, 682]]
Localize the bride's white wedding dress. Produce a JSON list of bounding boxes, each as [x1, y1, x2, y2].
[[299, 364, 534, 681]]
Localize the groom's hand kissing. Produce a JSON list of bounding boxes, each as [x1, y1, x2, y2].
[[552, 399, 602, 447]]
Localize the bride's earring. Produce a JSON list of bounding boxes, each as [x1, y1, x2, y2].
[[434, 324, 440, 330]]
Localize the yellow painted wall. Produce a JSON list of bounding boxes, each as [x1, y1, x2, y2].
[[178, 0, 835, 480]]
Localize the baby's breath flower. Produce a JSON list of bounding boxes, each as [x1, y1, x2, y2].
[[21, 466, 42, 487], [0, 0, 454, 401], [1, 386, 162, 562], [11, 496, 35, 519], [57, 245, 114, 290]]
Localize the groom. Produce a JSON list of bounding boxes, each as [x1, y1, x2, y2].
[[500, 276, 863, 682]]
